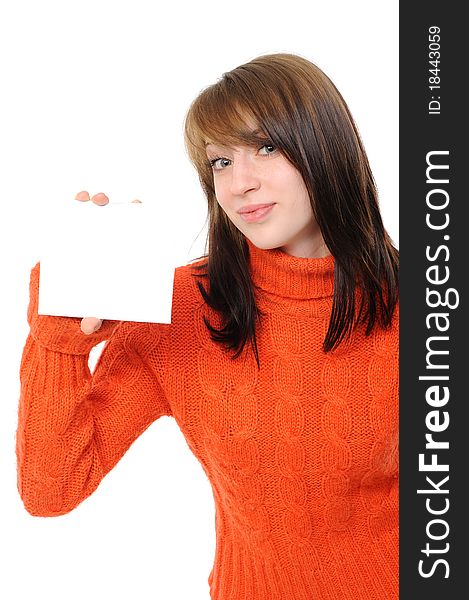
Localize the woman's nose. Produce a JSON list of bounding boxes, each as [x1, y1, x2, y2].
[[229, 155, 260, 196]]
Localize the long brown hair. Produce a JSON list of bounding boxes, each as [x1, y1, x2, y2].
[[183, 52, 398, 369]]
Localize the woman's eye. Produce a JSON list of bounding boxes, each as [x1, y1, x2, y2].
[[260, 144, 276, 154], [208, 144, 276, 170], [209, 157, 231, 170]]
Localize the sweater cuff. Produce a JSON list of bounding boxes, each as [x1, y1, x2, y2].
[[27, 262, 121, 355]]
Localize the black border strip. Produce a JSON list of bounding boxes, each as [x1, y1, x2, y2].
[[400, 2, 467, 597]]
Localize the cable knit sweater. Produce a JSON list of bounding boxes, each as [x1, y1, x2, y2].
[[16, 237, 399, 599]]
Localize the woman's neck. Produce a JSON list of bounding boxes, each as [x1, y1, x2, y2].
[[245, 237, 335, 301]]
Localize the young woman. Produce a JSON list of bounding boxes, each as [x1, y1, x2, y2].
[[16, 53, 399, 599]]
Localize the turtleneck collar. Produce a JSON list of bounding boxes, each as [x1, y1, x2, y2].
[[246, 237, 335, 302]]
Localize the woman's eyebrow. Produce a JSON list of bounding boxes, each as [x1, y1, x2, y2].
[[204, 129, 265, 150], [205, 139, 232, 148], [205, 141, 231, 152]]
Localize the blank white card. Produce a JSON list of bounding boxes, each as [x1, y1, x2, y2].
[[38, 202, 189, 324]]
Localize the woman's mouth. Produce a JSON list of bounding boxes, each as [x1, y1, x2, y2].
[[238, 203, 276, 223]]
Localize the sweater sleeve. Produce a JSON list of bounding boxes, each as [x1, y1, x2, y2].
[[16, 262, 173, 517]]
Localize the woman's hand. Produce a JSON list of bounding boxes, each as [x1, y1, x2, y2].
[[74, 191, 142, 335]]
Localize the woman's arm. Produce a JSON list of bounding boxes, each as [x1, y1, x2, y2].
[[16, 262, 172, 517]]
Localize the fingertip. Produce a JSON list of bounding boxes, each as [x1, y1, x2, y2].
[[92, 193, 109, 206], [75, 191, 90, 202]]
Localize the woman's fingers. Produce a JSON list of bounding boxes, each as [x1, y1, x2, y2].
[[74, 192, 141, 205], [74, 191, 109, 206]]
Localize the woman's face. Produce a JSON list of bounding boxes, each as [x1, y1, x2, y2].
[[205, 138, 330, 258]]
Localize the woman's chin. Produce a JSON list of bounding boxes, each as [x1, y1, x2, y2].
[[245, 236, 281, 251]]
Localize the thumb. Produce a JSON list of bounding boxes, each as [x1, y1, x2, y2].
[[80, 317, 103, 335]]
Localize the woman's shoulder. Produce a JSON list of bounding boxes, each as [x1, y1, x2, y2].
[[172, 256, 208, 309], [174, 255, 207, 287]]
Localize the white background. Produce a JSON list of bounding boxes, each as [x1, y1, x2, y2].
[[0, 1, 398, 598]]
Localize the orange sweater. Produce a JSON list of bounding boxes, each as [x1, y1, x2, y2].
[[16, 238, 399, 599]]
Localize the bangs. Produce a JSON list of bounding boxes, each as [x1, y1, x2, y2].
[[184, 84, 275, 168]]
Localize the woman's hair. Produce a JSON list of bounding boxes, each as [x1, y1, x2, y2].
[[183, 52, 399, 369]]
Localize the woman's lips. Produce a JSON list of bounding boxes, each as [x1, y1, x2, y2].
[[238, 203, 276, 223]]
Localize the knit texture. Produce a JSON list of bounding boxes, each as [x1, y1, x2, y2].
[[17, 238, 399, 599]]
